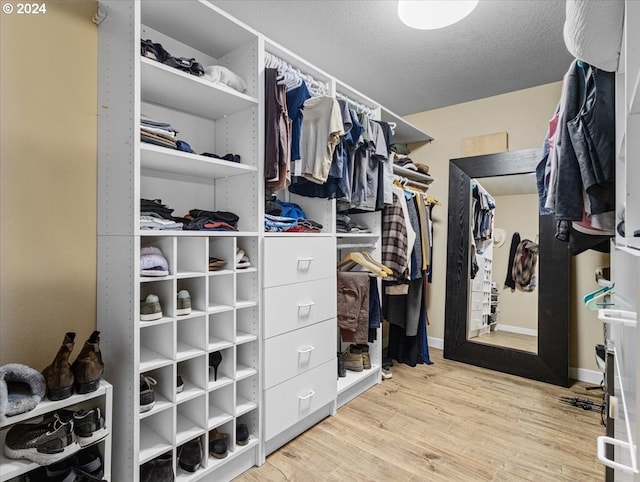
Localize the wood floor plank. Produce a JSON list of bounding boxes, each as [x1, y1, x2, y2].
[[237, 349, 605, 481]]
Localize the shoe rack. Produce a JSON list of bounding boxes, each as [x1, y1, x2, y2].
[[0, 380, 113, 482], [97, 1, 262, 480]]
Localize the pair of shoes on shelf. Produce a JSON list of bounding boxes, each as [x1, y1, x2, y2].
[[140, 374, 157, 413], [209, 351, 222, 382], [140, 452, 174, 482], [208, 256, 227, 271], [42, 331, 104, 401], [341, 344, 371, 372], [140, 246, 169, 277], [140, 289, 191, 321], [235, 248, 250, 269], [208, 422, 248, 457], [44, 445, 106, 481], [178, 437, 203, 473], [209, 428, 229, 459], [4, 407, 106, 466]]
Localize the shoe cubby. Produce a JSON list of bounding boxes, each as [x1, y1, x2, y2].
[[207, 421, 233, 468], [236, 342, 258, 381], [208, 238, 235, 276], [235, 413, 258, 450], [208, 385, 234, 430], [140, 365, 173, 416], [139, 409, 174, 465], [236, 270, 258, 309], [139, 322, 174, 372], [140, 237, 174, 278], [177, 237, 208, 276], [176, 316, 207, 362], [176, 356, 207, 404], [208, 311, 235, 352], [236, 306, 259, 343], [236, 376, 258, 418], [208, 274, 234, 312], [176, 435, 205, 478], [176, 277, 205, 318], [140, 278, 173, 325], [208, 346, 234, 388], [176, 396, 207, 446]]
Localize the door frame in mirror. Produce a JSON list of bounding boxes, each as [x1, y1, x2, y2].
[[444, 148, 570, 387]]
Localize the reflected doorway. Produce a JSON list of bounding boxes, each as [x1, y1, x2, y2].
[[467, 174, 539, 354]]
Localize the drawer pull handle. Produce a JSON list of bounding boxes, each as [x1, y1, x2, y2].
[[298, 345, 315, 355], [298, 390, 315, 401], [297, 257, 314, 270], [298, 301, 314, 316]]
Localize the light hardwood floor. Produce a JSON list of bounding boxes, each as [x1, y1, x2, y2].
[[473, 330, 538, 353], [237, 349, 605, 481]]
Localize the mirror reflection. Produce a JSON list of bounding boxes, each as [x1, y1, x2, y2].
[[467, 173, 539, 354]]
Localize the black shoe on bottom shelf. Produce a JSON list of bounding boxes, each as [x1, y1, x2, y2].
[[140, 452, 174, 482], [178, 437, 203, 473], [209, 429, 229, 459], [337, 351, 346, 378], [46, 446, 106, 480], [236, 423, 249, 446]]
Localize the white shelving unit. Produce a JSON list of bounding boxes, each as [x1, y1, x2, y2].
[[601, 1, 640, 479], [0, 380, 113, 482], [97, 1, 433, 476], [97, 1, 261, 480]]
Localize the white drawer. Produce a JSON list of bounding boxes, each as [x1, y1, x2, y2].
[[264, 360, 336, 441], [263, 237, 336, 287], [264, 318, 336, 389], [264, 277, 337, 339]]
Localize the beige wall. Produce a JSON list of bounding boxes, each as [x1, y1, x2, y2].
[[407, 82, 607, 373], [0, 1, 98, 369], [492, 193, 538, 332]]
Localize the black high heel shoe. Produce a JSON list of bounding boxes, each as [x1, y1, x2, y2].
[[209, 351, 222, 381]]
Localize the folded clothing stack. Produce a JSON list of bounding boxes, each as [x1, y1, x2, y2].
[[140, 198, 183, 230], [336, 213, 370, 233], [183, 209, 239, 231], [141, 115, 177, 149]]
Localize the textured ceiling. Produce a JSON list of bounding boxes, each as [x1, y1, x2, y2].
[[212, 0, 574, 116]]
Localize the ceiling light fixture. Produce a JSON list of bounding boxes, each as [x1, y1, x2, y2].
[[397, 0, 479, 30]]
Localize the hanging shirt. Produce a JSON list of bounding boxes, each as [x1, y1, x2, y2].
[[299, 96, 344, 184]]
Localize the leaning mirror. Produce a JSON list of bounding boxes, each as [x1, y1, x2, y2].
[[444, 149, 570, 386]]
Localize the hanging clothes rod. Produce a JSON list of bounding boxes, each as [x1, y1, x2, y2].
[[393, 174, 430, 191], [264, 51, 328, 92], [335, 92, 377, 118]]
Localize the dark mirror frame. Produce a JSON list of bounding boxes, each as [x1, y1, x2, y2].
[[444, 148, 570, 387]]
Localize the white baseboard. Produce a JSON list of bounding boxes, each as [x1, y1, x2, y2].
[[428, 337, 444, 350], [570, 367, 603, 385], [429, 336, 602, 385], [495, 324, 538, 337]]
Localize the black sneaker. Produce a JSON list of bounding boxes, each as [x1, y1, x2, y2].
[[46, 446, 105, 479], [73, 407, 108, 447], [140, 374, 157, 413], [4, 414, 80, 465]]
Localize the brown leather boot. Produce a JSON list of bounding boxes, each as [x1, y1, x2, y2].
[[72, 331, 104, 394], [42, 332, 76, 400]]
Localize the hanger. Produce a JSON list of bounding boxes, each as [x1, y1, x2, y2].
[[425, 196, 441, 206], [361, 251, 393, 275], [583, 283, 616, 311], [337, 252, 387, 278], [582, 283, 615, 304]]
